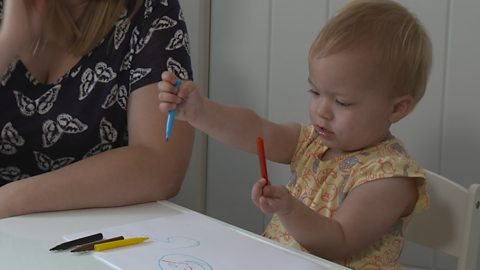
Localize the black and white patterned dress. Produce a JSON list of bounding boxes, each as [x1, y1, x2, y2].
[[0, 0, 192, 185]]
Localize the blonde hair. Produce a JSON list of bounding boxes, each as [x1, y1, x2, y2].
[[309, 0, 432, 104], [41, 0, 143, 56]]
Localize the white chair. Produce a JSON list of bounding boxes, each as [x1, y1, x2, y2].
[[406, 169, 480, 270]]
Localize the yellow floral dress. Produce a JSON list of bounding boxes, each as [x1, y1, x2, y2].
[[263, 125, 428, 269]]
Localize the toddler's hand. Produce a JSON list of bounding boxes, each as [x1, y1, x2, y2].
[[251, 178, 295, 216], [157, 71, 202, 123]]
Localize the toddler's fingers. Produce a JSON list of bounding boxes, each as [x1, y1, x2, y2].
[[176, 80, 197, 100], [161, 71, 178, 85], [251, 178, 264, 205], [158, 80, 179, 94], [158, 91, 182, 103], [251, 178, 266, 207], [258, 196, 279, 214], [158, 101, 177, 115], [262, 184, 288, 199], [252, 178, 267, 198], [158, 90, 183, 115]]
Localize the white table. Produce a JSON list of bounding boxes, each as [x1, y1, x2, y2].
[[0, 201, 348, 269]]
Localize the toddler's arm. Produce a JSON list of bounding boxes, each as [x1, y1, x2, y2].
[[252, 177, 418, 260], [158, 71, 301, 163]]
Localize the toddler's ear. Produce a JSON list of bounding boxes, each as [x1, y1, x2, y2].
[[390, 95, 415, 123]]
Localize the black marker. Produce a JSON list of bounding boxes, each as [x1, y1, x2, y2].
[[49, 233, 103, 251]]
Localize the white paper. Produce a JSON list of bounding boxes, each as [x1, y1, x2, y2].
[[65, 212, 343, 270]]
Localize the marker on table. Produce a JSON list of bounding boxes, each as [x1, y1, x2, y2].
[[71, 236, 125, 252], [165, 79, 181, 141], [94, 237, 149, 252], [49, 233, 103, 251], [256, 137, 269, 185]]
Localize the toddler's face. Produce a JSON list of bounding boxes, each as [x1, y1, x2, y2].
[[307, 50, 396, 153]]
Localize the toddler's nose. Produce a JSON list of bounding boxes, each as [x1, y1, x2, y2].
[[316, 99, 333, 120]]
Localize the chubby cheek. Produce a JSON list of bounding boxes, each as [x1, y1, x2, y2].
[[333, 112, 370, 142], [344, 114, 390, 147], [308, 100, 317, 123], [334, 114, 357, 137]]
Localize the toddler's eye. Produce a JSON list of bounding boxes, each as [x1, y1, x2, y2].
[[307, 89, 319, 96], [336, 100, 351, 107]]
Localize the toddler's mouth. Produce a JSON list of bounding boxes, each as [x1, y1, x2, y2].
[[315, 126, 334, 136]]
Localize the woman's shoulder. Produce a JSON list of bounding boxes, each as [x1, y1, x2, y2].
[[130, 0, 182, 23]]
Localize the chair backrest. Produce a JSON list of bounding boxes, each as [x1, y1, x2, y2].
[[406, 169, 480, 270]]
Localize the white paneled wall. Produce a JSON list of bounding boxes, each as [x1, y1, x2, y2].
[[207, 0, 480, 269], [169, 0, 210, 212], [442, 0, 480, 192], [207, 0, 272, 232]]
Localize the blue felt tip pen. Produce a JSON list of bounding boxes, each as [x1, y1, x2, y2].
[[166, 79, 181, 141]]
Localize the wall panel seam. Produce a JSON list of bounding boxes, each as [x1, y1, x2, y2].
[[438, 0, 452, 178], [262, 0, 274, 230], [435, 1, 452, 268]]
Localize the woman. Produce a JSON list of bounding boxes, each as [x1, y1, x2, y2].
[[0, 0, 194, 218]]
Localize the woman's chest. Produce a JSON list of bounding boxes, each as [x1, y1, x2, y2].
[[20, 49, 81, 85]]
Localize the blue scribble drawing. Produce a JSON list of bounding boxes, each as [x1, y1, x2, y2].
[[153, 236, 200, 249], [158, 254, 213, 270]]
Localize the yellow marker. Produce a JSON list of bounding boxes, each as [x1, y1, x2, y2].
[[94, 237, 149, 252]]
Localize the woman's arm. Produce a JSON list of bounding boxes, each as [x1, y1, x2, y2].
[[0, 83, 194, 218]]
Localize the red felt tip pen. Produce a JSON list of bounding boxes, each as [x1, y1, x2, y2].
[[256, 137, 269, 185]]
